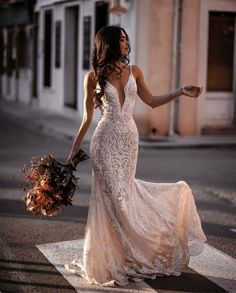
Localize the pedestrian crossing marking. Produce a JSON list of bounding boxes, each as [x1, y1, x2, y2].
[[36, 239, 156, 292], [189, 243, 236, 293], [37, 240, 236, 293]]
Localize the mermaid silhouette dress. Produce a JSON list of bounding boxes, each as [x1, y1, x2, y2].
[[65, 65, 207, 287]]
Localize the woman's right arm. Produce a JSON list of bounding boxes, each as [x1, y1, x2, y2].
[[67, 71, 96, 165]]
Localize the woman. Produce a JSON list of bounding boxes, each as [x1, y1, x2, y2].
[[65, 25, 207, 287]]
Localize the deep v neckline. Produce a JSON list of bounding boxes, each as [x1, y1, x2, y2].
[[106, 70, 133, 111]]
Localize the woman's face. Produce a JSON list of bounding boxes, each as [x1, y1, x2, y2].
[[119, 30, 129, 57]]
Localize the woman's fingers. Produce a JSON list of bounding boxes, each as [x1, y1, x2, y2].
[[185, 85, 203, 97], [68, 158, 73, 165], [72, 158, 80, 167], [195, 86, 203, 96]]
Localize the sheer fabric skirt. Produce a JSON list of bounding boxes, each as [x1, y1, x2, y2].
[[66, 117, 207, 287]]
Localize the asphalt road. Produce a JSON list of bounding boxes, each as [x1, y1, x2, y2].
[[0, 112, 235, 293]]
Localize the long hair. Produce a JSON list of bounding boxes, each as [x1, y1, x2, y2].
[[92, 26, 130, 108]]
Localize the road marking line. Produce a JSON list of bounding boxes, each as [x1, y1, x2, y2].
[[37, 240, 236, 293], [189, 243, 236, 293], [36, 239, 156, 292]]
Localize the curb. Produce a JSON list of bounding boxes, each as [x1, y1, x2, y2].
[[1, 99, 236, 149], [138, 140, 236, 149]]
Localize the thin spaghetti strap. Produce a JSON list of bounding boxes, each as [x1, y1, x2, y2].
[[130, 65, 132, 75]]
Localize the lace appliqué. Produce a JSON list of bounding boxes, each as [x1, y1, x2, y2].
[[65, 66, 207, 288]]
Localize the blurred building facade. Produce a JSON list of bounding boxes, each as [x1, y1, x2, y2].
[[0, 0, 236, 137], [0, 0, 36, 105]]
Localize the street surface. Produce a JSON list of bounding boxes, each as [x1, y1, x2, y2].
[[0, 112, 236, 293]]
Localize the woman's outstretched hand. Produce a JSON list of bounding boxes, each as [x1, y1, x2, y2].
[[182, 85, 203, 98]]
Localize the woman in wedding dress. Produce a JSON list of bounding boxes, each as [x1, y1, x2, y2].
[[65, 25, 207, 287]]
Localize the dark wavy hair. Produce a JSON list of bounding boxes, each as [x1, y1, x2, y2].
[[92, 25, 130, 108]]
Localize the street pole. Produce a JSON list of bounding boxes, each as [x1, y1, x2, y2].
[[167, 0, 182, 136]]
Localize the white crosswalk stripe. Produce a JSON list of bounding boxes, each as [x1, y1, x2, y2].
[[189, 243, 236, 293], [36, 239, 156, 292], [37, 240, 236, 293]]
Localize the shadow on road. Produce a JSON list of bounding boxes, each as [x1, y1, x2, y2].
[[0, 198, 89, 224], [145, 270, 228, 292]]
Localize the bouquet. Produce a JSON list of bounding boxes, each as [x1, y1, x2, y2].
[[20, 149, 89, 216]]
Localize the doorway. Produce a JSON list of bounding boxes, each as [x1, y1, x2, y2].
[[64, 5, 79, 109], [206, 11, 236, 127], [197, 1, 236, 134]]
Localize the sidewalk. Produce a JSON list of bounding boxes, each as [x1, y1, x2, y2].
[[1, 98, 236, 149]]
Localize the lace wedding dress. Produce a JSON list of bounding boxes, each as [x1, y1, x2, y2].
[[65, 66, 207, 287]]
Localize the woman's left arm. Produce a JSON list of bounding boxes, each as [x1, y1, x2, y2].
[[134, 65, 203, 109]]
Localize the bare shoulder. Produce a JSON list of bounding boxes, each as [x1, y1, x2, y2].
[[84, 70, 96, 89], [131, 65, 143, 81]]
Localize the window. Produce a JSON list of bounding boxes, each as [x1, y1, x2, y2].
[[0, 30, 4, 74], [55, 21, 61, 68], [83, 16, 91, 70], [17, 28, 27, 68], [207, 12, 236, 92], [95, 1, 108, 34], [43, 9, 53, 87]]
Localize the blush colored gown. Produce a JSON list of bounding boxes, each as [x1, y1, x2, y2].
[[65, 65, 207, 287]]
